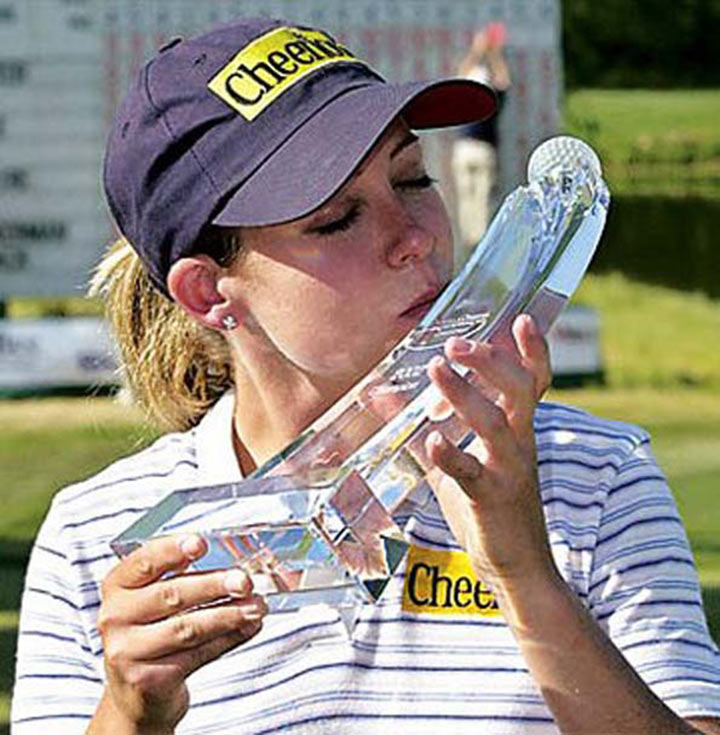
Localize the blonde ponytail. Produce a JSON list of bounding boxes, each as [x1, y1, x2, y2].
[[89, 238, 234, 432]]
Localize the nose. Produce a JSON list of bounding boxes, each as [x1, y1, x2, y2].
[[384, 203, 435, 269]]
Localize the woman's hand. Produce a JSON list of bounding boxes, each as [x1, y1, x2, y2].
[[90, 535, 267, 734], [424, 314, 554, 603], [423, 315, 715, 734]]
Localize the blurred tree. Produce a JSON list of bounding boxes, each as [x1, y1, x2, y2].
[[563, 0, 720, 87]]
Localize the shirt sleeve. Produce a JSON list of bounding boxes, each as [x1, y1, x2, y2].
[[11, 497, 104, 733], [588, 437, 720, 719]]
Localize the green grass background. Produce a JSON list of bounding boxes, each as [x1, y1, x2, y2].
[[2, 88, 720, 730], [565, 88, 720, 198]]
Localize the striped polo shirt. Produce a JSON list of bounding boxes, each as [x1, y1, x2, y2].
[[12, 393, 720, 733]]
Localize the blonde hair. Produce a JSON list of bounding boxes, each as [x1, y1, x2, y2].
[[89, 233, 240, 432]]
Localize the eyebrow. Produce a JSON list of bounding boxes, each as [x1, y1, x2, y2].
[[390, 131, 420, 159]]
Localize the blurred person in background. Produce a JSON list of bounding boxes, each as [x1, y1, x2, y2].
[[11, 16, 720, 735], [452, 21, 511, 263]]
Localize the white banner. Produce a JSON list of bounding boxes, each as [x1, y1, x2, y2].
[[0, 317, 117, 390], [547, 306, 603, 379], [0, 306, 601, 393]]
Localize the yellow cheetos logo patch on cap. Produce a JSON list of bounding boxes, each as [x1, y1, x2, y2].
[[402, 545, 501, 616], [208, 26, 365, 121]]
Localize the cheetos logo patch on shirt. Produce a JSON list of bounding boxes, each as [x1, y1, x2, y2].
[[402, 544, 501, 616]]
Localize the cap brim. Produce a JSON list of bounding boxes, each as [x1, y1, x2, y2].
[[211, 78, 496, 228]]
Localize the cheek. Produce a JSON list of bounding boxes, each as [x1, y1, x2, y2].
[[243, 263, 381, 374]]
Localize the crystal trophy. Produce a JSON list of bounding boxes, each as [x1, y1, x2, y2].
[[112, 136, 610, 619]]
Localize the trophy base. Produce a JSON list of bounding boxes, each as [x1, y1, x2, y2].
[[111, 470, 409, 619]]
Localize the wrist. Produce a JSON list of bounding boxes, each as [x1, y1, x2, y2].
[[88, 689, 177, 735], [489, 561, 572, 633], [469, 544, 562, 600]]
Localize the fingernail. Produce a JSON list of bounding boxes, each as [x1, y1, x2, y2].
[[224, 569, 250, 596], [446, 336, 473, 354], [427, 430, 444, 447], [518, 313, 535, 330], [237, 598, 267, 620], [179, 534, 204, 560], [429, 355, 445, 370], [428, 397, 453, 422]]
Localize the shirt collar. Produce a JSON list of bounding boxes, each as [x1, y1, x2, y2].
[[194, 390, 243, 485]]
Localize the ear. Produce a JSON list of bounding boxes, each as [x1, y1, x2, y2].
[[167, 256, 233, 331]]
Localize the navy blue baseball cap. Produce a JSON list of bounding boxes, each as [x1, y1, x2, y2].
[[103, 17, 497, 296]]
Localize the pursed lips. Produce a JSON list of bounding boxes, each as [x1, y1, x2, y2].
[[399, 282, 447, 317]]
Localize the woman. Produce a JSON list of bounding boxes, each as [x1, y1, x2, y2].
[[12, 16, 720, 735]]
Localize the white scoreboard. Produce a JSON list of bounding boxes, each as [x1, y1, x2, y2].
[[0, 0, 561, 297]]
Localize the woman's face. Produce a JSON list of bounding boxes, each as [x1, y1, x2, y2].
[[224, 120, 454, 387]]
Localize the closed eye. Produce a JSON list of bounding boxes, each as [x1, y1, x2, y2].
[[309, 203, 361, 236], [397, 173, 437, 190]]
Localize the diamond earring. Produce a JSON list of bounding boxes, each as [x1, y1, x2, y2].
[[221, 314, 238, 331]]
